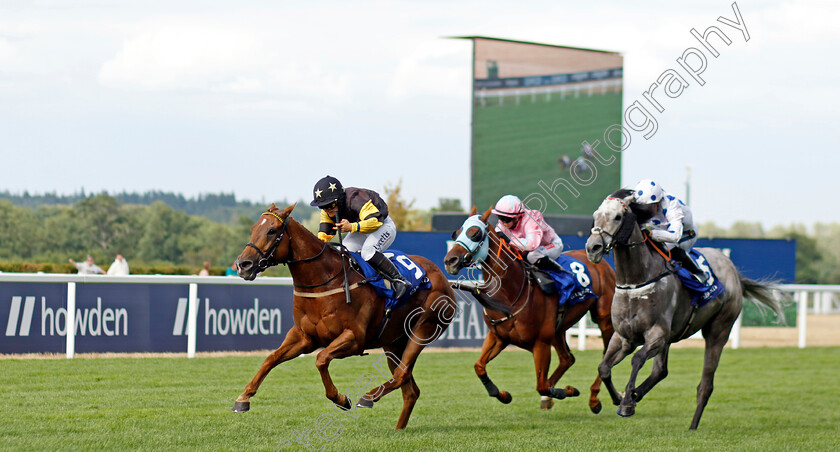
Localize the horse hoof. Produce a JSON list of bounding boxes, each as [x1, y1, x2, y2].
[[232, 401, 250, 412], [617, 404, 635, 417], [540, 398, 554, 410], [564, 386, 580, 397], [499, 391, 512, 404], [336, 394, 353, 411], [356, 397, 374, 409], [591, 401, 602, 414]]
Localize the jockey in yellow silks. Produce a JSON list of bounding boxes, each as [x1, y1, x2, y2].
[[310, 175, 410, 299]]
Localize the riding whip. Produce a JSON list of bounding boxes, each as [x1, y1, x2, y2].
[[335, 212, 353, 304]]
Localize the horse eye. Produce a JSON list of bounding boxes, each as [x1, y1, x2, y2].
[[614, 214, 622, 221], [451, 229, 460, 240], [268, 228, 277, 235]]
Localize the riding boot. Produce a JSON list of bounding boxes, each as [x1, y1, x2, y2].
[[670, 247, 708, 283], [535, 257, 567, 274], [368, 251, 410, 299]]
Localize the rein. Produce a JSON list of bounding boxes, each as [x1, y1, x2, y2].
[[484, 239, 532, 326], [644, 232, 672, 261], [246, 211, 359, 291], [485, 276, 533, 326], [592, 197, 645, 253], [615, 228, 678, 291]]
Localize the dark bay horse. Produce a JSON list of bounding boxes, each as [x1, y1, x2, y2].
[[232, 204, 457, 430], [585, 190, 785, 429], [443, 207, 616, 412]]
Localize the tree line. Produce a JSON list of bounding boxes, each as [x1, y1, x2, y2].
[[0, 189, 291, 225], [0, 185, 426, 274], [0, 195, 246, 271], [2, 188, 837, 284]]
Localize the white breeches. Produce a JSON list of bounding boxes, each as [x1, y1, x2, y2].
[[342, 216, 397, 261], [525, 236, 565, 264]]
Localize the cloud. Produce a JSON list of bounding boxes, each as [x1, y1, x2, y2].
[[211, 76, 264, 93], [98, 25, 269, 91], [0, 37, 15, 62], [265, 63, 350, 98], [97, 24, 353, 104], [387, 41, 471, 100]]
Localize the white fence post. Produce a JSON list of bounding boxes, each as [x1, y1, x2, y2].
[[798, 291, 808, 349], [577, 316, 587, 351], [731, 311, 742, 349], [66, 282, 76, 359], [187, 283, 198, 358]]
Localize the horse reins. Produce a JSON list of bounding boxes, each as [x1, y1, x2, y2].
[[246, 211, 363, 293], [613, 218, 679, 291], [484, 239, 533, 326], [592, 197, 645, 253], [601, 200, 705, 339]]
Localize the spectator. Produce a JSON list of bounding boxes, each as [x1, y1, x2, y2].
[[69, 255, 105, 275], [106, 253, 130, 276], [225, 262, 238, 277], [199, 261, 211, 276]]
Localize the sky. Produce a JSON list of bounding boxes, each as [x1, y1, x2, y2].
[[1, 0, 838, 228]]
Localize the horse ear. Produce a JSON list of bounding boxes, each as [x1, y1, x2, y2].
[[268, 202, 277, 211], [469, 206, 478, 216], [282, 203, 296, 217], [480, 207, 492, 224]]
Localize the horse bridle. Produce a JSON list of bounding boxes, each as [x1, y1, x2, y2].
[[591, 197, 643, 253], [596, 199, 678, 290], [245, 211, 352, 288], [484, 243, 532, 326], [245, 211, 292, 272]]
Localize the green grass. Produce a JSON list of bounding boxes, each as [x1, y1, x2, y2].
[[1, 347, 838, 451]]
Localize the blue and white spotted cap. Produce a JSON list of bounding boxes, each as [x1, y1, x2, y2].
[[634, 179, 664, 204]]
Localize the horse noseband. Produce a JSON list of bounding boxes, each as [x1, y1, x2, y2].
[[246, 216, 290, 271]]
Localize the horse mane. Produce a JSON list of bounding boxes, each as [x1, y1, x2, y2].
[[607, 188, 650, 224], [266, 204, 342, 260]]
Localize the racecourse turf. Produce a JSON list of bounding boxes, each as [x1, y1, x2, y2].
[[0, 347, 837, 451]]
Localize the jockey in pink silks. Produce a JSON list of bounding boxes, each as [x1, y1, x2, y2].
[[492, 194, 566, 273]]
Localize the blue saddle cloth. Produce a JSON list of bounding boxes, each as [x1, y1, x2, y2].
[[675, 249, 725, 307], [545, 254, 598, 307], [349, 250, 431, 311]]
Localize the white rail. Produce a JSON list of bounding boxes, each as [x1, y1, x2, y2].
[[3, 274, 837, 352], [0, 273, 293, 358], [567, 284, 840, 350]]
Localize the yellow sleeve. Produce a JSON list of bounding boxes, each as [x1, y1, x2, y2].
[[317, 209, 336, 242], [355, 200, 384, 233]]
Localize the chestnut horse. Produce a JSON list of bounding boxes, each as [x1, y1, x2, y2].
[[232, 204, 457, 430], [443, 207, 615, 412]]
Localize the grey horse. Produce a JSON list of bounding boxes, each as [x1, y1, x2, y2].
[[585, 189, 785, 430]]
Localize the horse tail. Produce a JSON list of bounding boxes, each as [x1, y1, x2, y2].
[[739, 274, 787, 324]]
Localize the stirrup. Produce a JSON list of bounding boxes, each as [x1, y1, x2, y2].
[[391, 279, 408, 299], [693, 272, 710, 284]]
